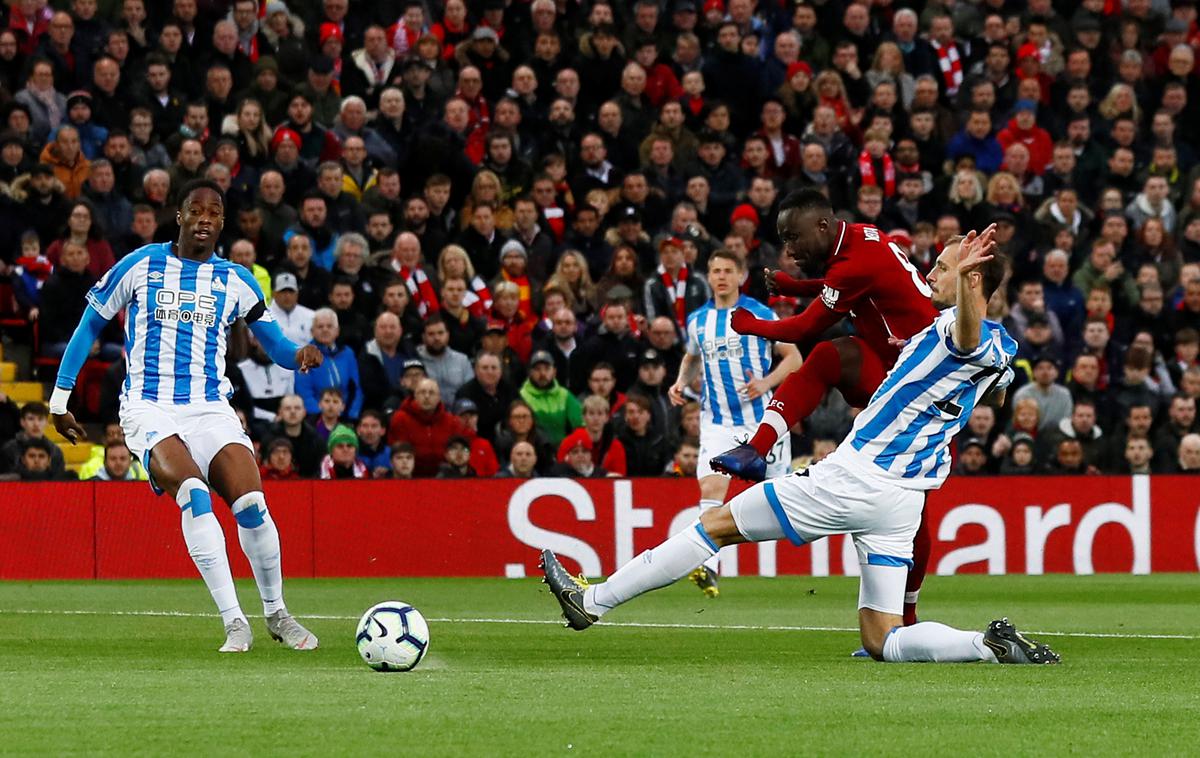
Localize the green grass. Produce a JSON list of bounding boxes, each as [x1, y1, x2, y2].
[[1, 576, 1198, 755]]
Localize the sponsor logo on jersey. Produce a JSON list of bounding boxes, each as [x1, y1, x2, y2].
[[153, 290, 219, 327], [702, 335, 744, 362], [148, 271, 165, 281], [211, 278, 226, 291], [821, 285, 840, 309], [863, 226, 881, 241]]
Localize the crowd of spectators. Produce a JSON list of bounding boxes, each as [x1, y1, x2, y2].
[[3, 0, 1200, 481]]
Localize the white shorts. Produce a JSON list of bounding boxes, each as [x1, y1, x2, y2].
[[726, 457, 924, 613], [120, 399, 253, 493], [698, 422, 792, 480]]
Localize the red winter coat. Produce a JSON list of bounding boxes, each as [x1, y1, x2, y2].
[[997, 119, 1053, 175], [387, 397, 472, 477]]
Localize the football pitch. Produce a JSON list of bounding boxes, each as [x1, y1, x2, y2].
[[1, 575, 1198, 755]]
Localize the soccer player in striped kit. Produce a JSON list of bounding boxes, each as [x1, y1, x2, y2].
[[51, 180, 322, 653], [668, 249, 801, 597], [543, 227, 1062, 665]]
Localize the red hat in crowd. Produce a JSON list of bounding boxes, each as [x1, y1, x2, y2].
[[557, 428, 594, 462], [658, 235, 685, 251], [786, 61, 813, 81], [703, 0, 724, 14], [1016, 43, 1039, 62], [271, 127, 301, 152], [730, 204, 760, 227], [319, 22, 344, 47]]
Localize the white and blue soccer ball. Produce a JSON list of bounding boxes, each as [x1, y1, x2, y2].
[[355, 601, 430, 672]]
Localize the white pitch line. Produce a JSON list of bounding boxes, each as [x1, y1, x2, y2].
[[0, 608, 1195, 641]]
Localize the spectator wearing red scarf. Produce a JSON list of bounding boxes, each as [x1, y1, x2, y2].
[[643, 236, 710, 330], [857, 128, 896, 196], [431, 0, 472, 62], [495, 239, 537, 319], [491, 281, 536, 362]]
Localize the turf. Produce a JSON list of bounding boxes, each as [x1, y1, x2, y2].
[[1, 575, 1198, 756]]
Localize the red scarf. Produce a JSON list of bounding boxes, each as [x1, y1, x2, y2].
[[389, 23, 420, 56], [542, 205, 566, 241], [858, 150, 896, 196], [502, 270, 533, 319], [463, 275, 493, 318], [398, 264, 440, 316], [658, 263, 689, 329], [931, 39, 962, 96]]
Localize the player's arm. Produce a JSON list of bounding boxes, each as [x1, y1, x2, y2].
[[48, 304, 111, 443], [227, 317, 250, 363], [765, 268, 824, 297], [234, 268, 322, 372], [245, 309, 321, 372], [743, 341, 802, 400], [668, 352, 701, 406], [952, 227, 996, 354], [730, 297, 844, 348]]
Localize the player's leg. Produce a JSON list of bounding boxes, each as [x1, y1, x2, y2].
[[542, 484, 780, 628], [207, 441, 317, 650], [144, 436, 251, 650], [689, 474, 729, 597], [904, 509, 931, 626], [853, 499, 1059, 664], [712, 337, 865, 481]]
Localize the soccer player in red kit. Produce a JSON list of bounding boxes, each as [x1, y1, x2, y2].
[[710, 189, 938, 626]]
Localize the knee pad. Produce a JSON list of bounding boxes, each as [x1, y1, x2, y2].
[[231, 491, 268, 529]]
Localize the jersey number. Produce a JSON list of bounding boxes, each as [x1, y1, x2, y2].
[[889, 242, 934, 298]]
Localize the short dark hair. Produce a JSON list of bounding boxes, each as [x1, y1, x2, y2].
[[320, 386, 344, 401], [708, 248, 745, 271], [20, 401, 49, 418], [778, 188, 832, 216], [979, 252, 1009, 300], [179, 178, 225, 207], [423, 312, 447, 330]]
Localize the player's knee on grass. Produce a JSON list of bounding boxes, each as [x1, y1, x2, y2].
[[858, 608, 901, 661], [699, 505, 744, 547]]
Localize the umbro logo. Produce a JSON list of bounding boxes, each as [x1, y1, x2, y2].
[[211, 279, 226, 292], [148, 271, 164, 281]]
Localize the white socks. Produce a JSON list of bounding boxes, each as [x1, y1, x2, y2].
[[882, 622, 998, 663], [759, 410, 789, 444], [698, 499, 722, 574], [585, 518, 718, 617], [177, 478, 245, 626], [231, 491, 287, 617]]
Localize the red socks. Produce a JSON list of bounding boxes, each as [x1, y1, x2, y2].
[[748, 341, 844, 456]]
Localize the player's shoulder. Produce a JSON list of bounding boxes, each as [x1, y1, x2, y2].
[[985, 318, 1019, 356], [840, 223, 891, 253], [686, 301, 713, 328], [736, 295, 773, 320]]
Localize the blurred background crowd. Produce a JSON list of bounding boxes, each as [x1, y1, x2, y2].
[[2, 0, 1200, 482]]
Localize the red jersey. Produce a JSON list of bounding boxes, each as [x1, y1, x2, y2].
[[740, 222, 938, 366], [816, 222, 939, 363]]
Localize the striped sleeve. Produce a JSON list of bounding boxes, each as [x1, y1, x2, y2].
[[935, 309, 993, 362], [685, 310, 703, 356], [86, 248, 150, 319], [230, 264, 273, 322]]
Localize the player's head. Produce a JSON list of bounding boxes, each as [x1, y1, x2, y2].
[[927, 234, 1009, 308], [776, 189, 836, 268], [707, 248, 744, 299], [176, 178, 225, 255]]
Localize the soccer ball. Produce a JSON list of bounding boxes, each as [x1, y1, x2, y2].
[[355, 601, 430, 672]]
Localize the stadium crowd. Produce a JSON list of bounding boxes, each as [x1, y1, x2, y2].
[[3, 0, 1200, 482]]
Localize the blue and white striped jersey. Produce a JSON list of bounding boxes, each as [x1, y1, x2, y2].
[[831, 307, 1016, 490], [86, 243, 274, 405], [685, 295, 777, 427]]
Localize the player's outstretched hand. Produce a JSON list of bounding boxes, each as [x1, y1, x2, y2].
[[295, 345, 324, 373], [959, 224, 997, 274], [730, 307, 764, 336], [765, 268, 782, 296], [52, 411, 87, 445]]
